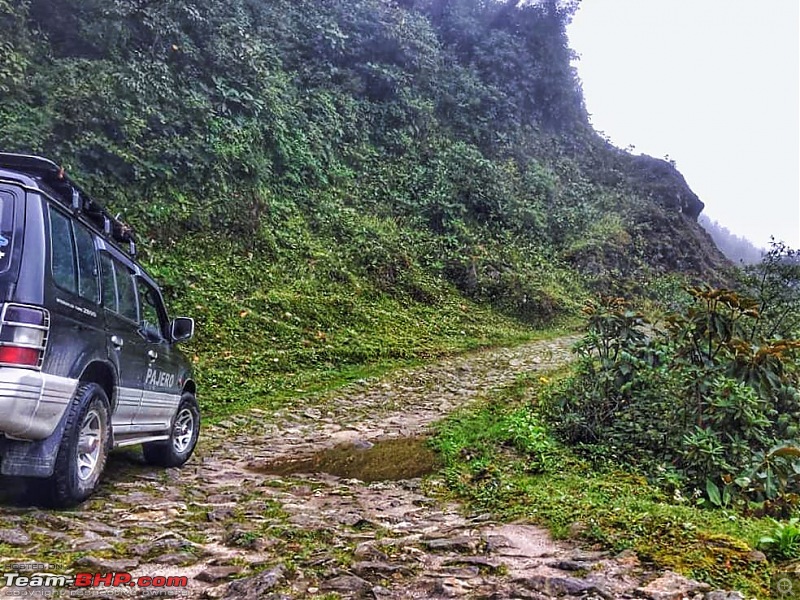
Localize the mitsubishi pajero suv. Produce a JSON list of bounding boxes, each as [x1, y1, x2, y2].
[[0, 153, 199, 507]]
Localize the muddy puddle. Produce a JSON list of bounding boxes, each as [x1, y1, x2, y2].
[[248, 437, 441, 482]]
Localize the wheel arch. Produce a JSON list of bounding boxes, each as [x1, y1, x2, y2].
[[182, 378, 197, 397], [79, 361, 117, 410]]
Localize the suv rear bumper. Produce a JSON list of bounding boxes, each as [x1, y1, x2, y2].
[[0, 368, 77, 440]]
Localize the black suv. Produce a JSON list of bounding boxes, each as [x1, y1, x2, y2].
[[0, 153, 199, 507]]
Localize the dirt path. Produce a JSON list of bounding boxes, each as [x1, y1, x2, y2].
[[0, 337, 733, 599]]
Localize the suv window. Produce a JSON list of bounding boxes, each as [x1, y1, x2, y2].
[[100, 251, 138, 322], [99, 253, 117, 311], [137, 278, 166, 342], [49, 208, 78, 294], [114, 260, 138, 322], [100, 253, 139, 323], [48, 206, 100, 303], [0, 190, 14, 273], [74, 224, 99, 303]]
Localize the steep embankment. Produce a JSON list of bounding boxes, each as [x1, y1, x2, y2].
[[0, 0, 729, 411]]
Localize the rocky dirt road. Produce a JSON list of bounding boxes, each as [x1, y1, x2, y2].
[[0, 337, 744, 599]]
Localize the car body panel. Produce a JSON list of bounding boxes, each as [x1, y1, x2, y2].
[[0, 155, 196, 479]]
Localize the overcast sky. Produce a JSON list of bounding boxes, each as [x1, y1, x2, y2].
[[566, 0, 800, 248]]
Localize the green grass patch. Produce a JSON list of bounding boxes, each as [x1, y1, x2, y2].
[[143, 232, 578, 421], [429, 373, 776, 598]]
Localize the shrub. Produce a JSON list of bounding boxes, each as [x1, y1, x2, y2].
[[759, 517, 800, 561], [543, 260, 800, 514]]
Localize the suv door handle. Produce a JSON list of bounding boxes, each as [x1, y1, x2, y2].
[[148, 349, 158, 361], [111, 335, 124, 349]]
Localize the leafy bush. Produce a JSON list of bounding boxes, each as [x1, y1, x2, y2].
[[759, 517, 800, 561], [544, 253, 800, 513], [740, 240, 800, 340]]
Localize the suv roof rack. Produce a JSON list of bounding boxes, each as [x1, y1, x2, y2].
[[0, 153, 137, 257]]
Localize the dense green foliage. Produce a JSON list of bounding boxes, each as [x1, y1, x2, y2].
[[2, 0, 725, 293], [431, 375, 773, 596], [544, 244, 800, 516], [0, 0, 731, 413]]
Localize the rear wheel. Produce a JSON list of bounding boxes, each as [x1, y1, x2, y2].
[[44, 383, 110, 507], [143, 393, 200, 467]]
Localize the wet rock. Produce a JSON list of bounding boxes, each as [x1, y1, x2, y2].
[[615, 548, 640, 567], [371, 585, 392, 597], [82, 520, 122, 537], [517, 574, 596, 596], [353, 541, 389, 561], [74, 557, 140, 571], [569, 549, 609, 562], [130, 536, 194, 558], [222, 565, 285, 599], [208, 507, 235, 522], [636, 571, 712, 600], [433, 577, 473, 597], [0, 528, 31, 546], [287, 513, 322, 527], [320, 574, 373, 596], [303, 408, 322, 420], [352, 561, 409, 577], [549, 559, 593, 572], [207, 494, 235, 504], [443, 556, 502, 573], [469, 513, 493, 523], [338, 512, 369, 527], [746, 550, 767, 563], [483, 534, 513, 553], [25, 508, 64, 529], [196, 566, 243, 583], [424, 535, 478, 553], [152, 552, 199, 566], [71, 532, 114, 552], [438, 565, 481, 578], [117, 491, 156, 505]]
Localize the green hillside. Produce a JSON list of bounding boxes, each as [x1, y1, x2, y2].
[[0, 0, 729, 414]]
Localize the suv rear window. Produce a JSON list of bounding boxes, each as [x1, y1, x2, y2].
[[0, 190, 14, 273], [74, 224, 99, 302], [49, 208, 77, 294], [48, 206, 100, 302]]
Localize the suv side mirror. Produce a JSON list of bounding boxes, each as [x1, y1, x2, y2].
[[170, 317, 194, 343]]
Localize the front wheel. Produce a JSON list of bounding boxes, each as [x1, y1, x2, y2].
[[143, 393, 200, 467], [44, 383, 111, 508]]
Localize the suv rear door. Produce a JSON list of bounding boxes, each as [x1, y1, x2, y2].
[[98, 250, 148, 435], [44, 205, 106, 376]]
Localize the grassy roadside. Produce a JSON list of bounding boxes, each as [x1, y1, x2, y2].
[[143, 234, 583, 421], [428, 372, 778, 598]]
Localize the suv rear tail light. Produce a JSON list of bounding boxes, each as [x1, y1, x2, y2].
[[0, 304, 50, 369]]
